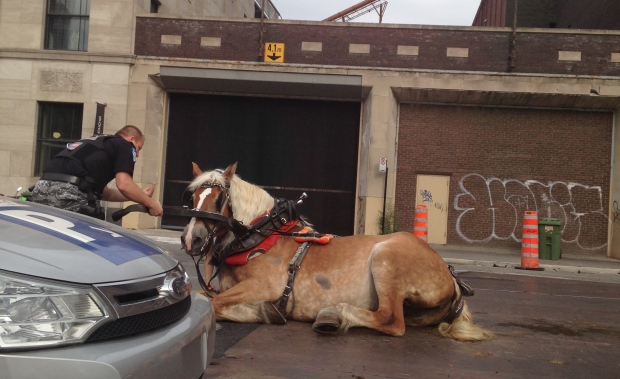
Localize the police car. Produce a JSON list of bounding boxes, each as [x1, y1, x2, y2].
[[0, 196, 215, 379]]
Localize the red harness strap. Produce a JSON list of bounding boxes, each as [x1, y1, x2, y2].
[[225, 220, 299, 265]]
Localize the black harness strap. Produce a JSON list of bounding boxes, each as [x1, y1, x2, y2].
[[442, 265, 476, 324], [214, 198, 303, 264], [442, 288, 464, 324], [275, 242, 312, 320]]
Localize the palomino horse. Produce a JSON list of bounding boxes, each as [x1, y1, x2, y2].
[[181, 162, 493, 341]]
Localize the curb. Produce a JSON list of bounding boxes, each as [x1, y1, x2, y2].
[[444, 258, 620, 276]]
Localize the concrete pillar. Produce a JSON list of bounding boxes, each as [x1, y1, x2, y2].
[[610, 109, 620, 259], [122, 64, 166, 230], [356, 76, 399, 235]]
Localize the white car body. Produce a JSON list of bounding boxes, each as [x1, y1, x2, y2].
[[0, 197, 215, 379]]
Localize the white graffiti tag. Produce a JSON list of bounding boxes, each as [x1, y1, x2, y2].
[[453, 173, 610, 250]]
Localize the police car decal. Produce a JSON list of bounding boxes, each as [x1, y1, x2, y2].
[[0, 203, 161, 265]]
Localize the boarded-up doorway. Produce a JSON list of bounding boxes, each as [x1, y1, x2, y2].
[[415, 175, 450, 244], [162, 93, 361, 237]]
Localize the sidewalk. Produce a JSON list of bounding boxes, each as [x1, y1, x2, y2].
[[134, 228, 620, 276], [432, 243, 620, 275]]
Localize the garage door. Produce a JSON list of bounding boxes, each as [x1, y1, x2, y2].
[[162, 93, 361, 237]]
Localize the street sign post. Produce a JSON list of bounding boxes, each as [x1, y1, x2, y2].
[[380, 157, 388, 234]]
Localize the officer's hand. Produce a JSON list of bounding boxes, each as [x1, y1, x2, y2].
[[144, 183, 156, 197], [148, 201, 164, 217]]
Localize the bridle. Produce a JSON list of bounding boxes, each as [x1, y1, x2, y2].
[[185, 180, 233, 293], [194, 181, 231, 251]]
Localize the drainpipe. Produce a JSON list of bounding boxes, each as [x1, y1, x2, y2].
[[258, 0, 265, 60], [508, 0, 517, 72]]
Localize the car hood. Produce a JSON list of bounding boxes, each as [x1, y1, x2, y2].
[[0, 197, 178, 284]]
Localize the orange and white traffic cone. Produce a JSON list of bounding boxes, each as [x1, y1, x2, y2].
[[516, 210, 544, 271], [413, 205, 428, 243]]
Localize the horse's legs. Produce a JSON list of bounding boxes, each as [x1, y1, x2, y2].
[[313, 239, 455, 337], [315, 299, 407, 336], [313, 243, 413, 336], [211, 280, 285, 324]]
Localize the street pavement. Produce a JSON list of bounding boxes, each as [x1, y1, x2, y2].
[[133, 228, 620, 379]]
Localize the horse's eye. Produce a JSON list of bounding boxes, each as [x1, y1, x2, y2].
[[182, 191, 193, 208]]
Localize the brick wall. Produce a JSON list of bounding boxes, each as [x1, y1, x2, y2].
[[506, 0, 559, 28], [134, 17, 620, 76], [556, 0, 620, 30], [395, 104, 613, 252]]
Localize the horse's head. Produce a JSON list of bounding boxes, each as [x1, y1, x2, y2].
[[181, 162, 237, 256]]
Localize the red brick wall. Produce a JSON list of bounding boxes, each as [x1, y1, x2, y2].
[[395, 104, 613, 252], [555, 0, 620, 30], [506, 0, 559, 28], [483, 0, 620, 30], [134, 17, 620, 76]]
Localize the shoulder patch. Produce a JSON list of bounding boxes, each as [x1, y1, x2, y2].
[[67, 141, 83, 150], [132, 146, 137, 162]]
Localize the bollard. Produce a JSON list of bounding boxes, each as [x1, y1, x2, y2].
[[516, 210, 544, 271], [413, 205, 428, 243]]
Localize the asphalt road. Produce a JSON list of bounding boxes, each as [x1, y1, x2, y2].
[[156, 241, 620, 379]]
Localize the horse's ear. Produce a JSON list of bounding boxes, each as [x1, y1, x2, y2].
[[222, 162, 237, 183], [191, 162, 203, 178]]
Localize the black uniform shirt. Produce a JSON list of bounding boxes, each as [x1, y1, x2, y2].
[[44, 135, 136, 195]]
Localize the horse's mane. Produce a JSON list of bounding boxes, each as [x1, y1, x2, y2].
[[188, 169, 274, 225]]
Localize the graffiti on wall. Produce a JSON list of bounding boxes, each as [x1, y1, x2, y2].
[[613, 201, 620, 224], [419, 189, 447, 214], [420, 189, 433, 203], [454, 173, 610, 250]]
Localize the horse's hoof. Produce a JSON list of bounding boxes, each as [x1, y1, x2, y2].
[[313, 309, 341, 335]]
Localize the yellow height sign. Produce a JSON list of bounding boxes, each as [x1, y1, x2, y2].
[[264, 42, 285, 63]]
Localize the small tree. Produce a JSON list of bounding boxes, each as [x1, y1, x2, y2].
[[377, 202, 399, 235]]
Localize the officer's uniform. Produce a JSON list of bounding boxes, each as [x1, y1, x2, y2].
[[32, 134, 136, 218]]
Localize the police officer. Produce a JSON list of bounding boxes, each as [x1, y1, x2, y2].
[[32, 125, 164, 219]]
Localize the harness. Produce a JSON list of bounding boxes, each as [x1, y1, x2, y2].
[[442, 265, 475, 323], [186, 182, 325, 319], [212, 197, 305, 266]]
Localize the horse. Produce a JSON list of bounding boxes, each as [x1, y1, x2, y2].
[[181, 162, 493, 341]]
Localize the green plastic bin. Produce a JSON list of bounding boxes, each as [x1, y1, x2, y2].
[[538, 218, 562, 260]]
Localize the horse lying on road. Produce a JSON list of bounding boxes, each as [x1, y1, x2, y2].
[[181, 162, 493, 341]]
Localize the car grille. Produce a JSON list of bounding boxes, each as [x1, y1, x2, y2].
[[86, 295, 191, 342]]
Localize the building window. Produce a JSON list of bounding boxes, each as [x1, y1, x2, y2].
[[36, 102, 83, 175], [45, 0, 90, 51]]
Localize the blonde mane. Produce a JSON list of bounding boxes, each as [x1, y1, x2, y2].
[[188, 169, 274, 225]]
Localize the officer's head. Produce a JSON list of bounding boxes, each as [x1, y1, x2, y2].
[[117, 125, 145, 157]]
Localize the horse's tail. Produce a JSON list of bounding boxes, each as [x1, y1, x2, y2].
[[437, 279, 494, 342]]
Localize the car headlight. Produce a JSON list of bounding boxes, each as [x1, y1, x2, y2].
[[0, 270, 109, 351]]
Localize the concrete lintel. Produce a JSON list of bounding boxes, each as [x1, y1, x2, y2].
[[558, 51, 582, 61], [302, 42, 323, 52], [161, 35, 182, 45], [156, 66, 366, 100], [397, 45, 419, 56], [200, 37, 221, 47]]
